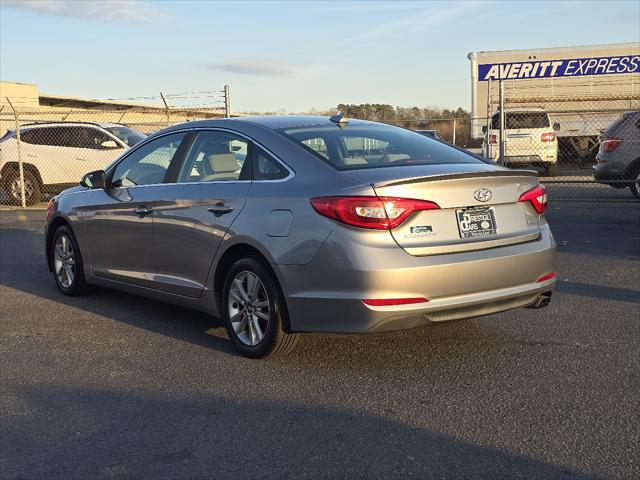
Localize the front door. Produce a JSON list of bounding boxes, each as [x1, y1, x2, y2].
[[152, 130, 252, 297], [83, 131, 189, 288]]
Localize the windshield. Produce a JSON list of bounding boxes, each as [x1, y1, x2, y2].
[[280, 123, 481, 170], [491, 112, 550, 129], [104, 126, 146, 147], [0, 130, 15, 143]]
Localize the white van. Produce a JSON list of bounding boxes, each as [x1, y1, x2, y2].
[[483, 108, 560, 176]]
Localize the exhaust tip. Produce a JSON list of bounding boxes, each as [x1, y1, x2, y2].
[[527, 293, 552, 309]]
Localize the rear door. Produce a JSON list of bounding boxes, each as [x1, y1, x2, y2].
[[151, 129, 251, 297], [350, 166, 541, 256], [18, 127, 79, 185]]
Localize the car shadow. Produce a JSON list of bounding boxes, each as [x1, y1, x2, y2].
[[1, 383, 603, 480], [0, 225, 638, 364], [556, 280, 640, 304]]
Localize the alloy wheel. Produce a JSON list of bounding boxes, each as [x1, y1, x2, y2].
[[227, 271, 270, 346], [10, 177, 34, 203], [54, 234, 76, 288]]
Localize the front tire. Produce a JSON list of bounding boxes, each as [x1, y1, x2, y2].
[[222, 257, 298, 358], [50, 225, 88, 296], [545, 163, 558, 177]]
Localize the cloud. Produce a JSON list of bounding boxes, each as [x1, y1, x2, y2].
[[352, 1, 489, 41], [205, 62, 292, 77], [2, 0, 165, 24]]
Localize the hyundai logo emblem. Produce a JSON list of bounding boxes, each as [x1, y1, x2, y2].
[[474, 188, 492, 202]]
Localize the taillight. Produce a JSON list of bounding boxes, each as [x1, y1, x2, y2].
[[488, 134, 498, 144], [601, 138, 622, 153], [518, 184, 548, 214], [541, 133, 556, 142], [310, 196, 440, 230]]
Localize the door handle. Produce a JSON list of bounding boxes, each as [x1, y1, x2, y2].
[[75, 157, 87, 161], [207, 204, 234, 215], [134, 207, 153, 217]]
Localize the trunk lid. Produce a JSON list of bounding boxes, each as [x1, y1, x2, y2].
[[345, 164, 541, 256]]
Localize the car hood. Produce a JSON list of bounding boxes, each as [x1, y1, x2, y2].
[[59, 185, 87, 197]]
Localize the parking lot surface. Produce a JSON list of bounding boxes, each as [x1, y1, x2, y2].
[[1, 203, 639, 480]]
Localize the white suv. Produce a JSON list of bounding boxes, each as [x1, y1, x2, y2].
[[0, 122, 146, 205], [482, 108, 560, 176]]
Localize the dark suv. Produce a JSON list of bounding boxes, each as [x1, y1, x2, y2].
[[594, 111, 640, 198]]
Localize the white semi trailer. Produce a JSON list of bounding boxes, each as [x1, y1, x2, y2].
[[468, 43, 640, 163]]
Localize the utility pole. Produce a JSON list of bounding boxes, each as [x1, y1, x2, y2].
[[224, 85, 231, 118], [160, 91, 170, 125], [498, 80, 506, 165], [6, 98, 26, 207]]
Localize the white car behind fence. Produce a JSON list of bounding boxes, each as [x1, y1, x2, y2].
[[0, 122, 145, 205]]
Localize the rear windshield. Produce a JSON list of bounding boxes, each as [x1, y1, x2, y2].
[[279, 123, 481, 170], [491, 112, 550, 129]]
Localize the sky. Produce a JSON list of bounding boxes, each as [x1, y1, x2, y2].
[[1, 0, 639, 113]]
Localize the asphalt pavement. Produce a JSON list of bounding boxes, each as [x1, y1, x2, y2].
[[1, 201, 638, 480]]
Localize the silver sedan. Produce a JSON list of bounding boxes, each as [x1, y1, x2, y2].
[[45, 116, 556, 358]]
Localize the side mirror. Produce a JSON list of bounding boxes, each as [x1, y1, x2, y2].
[[553, 123, 560, 132], [481, 125, 487, 134], [80, 170, 106, 189], [101, 140, 119, 149]]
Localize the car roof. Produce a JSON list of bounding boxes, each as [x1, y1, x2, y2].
[[162, 115, 377, 134], [18, 121, 128, 130]]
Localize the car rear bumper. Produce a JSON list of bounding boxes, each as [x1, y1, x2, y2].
[[593, 161, 627, 182], [277, 224, 556, 333]]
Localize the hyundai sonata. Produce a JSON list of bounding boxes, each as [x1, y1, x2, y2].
[[45, 115, 556, 358]]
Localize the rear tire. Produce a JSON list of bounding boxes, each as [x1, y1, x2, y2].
[[2, 169, 42, 206], [545, 164, 558, 177], [50, 225, 88, 296], [222, 257, 298, 358]]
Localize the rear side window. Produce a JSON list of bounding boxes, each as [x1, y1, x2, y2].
[[254, 148, 289, 180], [19, 128, 52, 145], [491, 112, 550, 129], [280, 123, 481, 171], [176, 130, 249, 183]]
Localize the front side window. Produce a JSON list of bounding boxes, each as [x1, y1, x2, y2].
[[74, 127, 116, 149], [177, 131, 248, 183], [112, 132, 186, 187], [281, 123, 481, 170]]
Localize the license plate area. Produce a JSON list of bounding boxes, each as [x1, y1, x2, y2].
[[456, 207, 497, 238]]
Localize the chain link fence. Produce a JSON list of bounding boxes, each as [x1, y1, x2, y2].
[[1, 87, 638, 206], [0, 89, 230, 206], [484, 81, 640, 201]]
